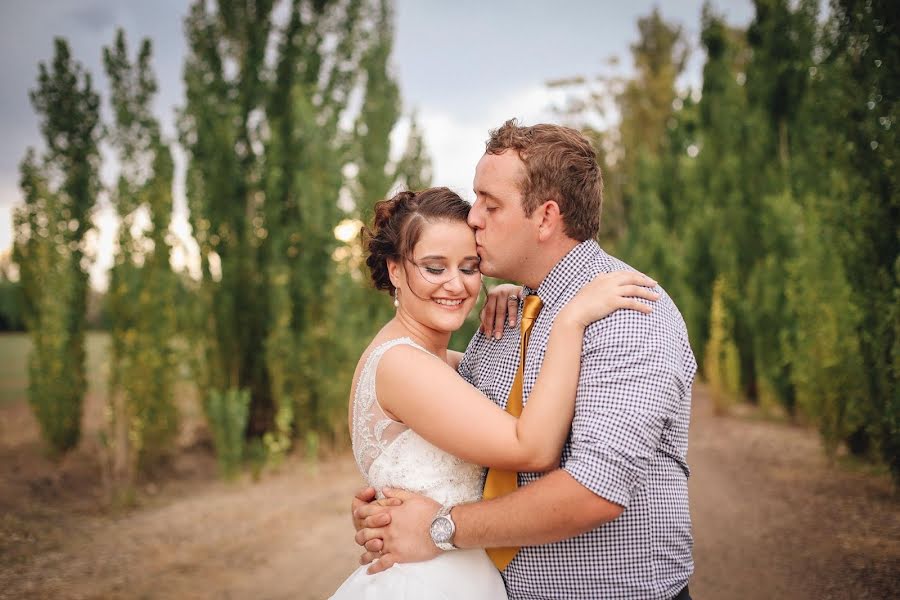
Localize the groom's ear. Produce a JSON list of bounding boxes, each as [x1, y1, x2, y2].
[[536, 200, 563, 242]]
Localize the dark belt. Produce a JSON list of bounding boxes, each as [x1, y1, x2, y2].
[[672, 585, 691, 600]]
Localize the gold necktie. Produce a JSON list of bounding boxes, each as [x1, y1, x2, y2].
[[483, 294, 543, 571]]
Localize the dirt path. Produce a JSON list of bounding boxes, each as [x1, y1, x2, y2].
[[688, 391, 898, 599], [1, 385, 897, 599]]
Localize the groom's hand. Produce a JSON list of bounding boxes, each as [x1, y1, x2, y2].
[[357, 488, 442, 574], [351, 487, 398, 529], [352, 486, 401, 560]]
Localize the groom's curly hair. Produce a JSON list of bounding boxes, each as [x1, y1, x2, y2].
[[486, 119, 603, 241], [364, 187, 471, 293]]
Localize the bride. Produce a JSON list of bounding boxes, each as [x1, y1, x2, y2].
[[330, 187, 657, 599]]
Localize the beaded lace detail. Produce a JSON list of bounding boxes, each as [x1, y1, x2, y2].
[[350, 337, 485, 506]]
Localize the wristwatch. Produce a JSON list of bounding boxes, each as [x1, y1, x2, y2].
[[429, 505, 458, 551]]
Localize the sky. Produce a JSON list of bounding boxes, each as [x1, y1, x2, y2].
[[0, 0, 755, 288]]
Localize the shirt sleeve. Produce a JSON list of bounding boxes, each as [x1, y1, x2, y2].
[[456, 332, 480, 386], [562, 305, 685, 508]]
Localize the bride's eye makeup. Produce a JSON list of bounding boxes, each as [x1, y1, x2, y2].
[[412, 254, 481, 283], [421, 261, 480, 275], [459, 261, 481, 276]]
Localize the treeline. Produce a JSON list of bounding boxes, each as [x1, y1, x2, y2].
[[554, 0, 897, 480], [13, 0, 430, 495], [12, 0, 898, 491]]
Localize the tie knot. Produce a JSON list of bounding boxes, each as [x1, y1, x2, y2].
[[521, 294, 543, 332]]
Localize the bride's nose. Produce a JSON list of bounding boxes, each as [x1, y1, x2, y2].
[[442, 272, 465, 294]]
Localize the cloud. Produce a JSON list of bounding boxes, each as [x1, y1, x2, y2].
[[66, 1, 122, 33], [414, 83, 561, 200]]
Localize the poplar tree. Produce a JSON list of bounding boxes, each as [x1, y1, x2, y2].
[[180, 0, 419, 463], [103, 29, 179, 491], [13, 39, 100, 454]]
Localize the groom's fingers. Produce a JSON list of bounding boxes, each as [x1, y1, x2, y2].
[[353, 508, 390, 532], [353, 499, 397, 520], [364, 538, 383, 552], [382, 487, 415, 500], [367, 552, 397, 575], [362, 512, 391, 528], [351, 487, 378, 529], [359, 550, 381, 565], [355, 526, 386, 547], [354, 486, 377, 502]]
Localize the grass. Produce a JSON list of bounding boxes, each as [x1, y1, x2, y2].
[[0, 331, 111, 406]]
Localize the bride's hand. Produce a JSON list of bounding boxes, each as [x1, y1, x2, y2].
[[561, 271, 659, 328], [479, 283, 524, 339]]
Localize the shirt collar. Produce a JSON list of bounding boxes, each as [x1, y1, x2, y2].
[[523, 239, 604, 308]]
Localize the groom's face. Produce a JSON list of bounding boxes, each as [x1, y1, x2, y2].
[[469, 150, 539, 282]]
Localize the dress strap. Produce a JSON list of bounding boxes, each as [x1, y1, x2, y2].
[[351, 337, 433, 477]]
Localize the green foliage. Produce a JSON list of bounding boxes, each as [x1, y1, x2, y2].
[[786, 203, 868, 457], [704, 277, 742, 413], [746, 192, 799, 412], [178, 0, 428, 475], [103, 30, 180, 484], [551, 1, 899, 481], [0, 279, 24, 331], [204, 388, 251, 480], [396, 116, 433, 192], [13, 39, 100, 455]]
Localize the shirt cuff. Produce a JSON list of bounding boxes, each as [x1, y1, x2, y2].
[[563, 447, 643, 508]]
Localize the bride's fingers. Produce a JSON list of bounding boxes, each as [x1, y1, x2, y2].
[[615, 271, 657, 287], [481, 294, 498, 333], [492, 296, 507, 339], [359, 550, 381, 566], [618, 285, 661, 301], [507, 294, 518, 327], [615, 297, 653, 314]]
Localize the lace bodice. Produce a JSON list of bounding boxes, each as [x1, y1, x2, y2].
[[351, 338, 485, 506]]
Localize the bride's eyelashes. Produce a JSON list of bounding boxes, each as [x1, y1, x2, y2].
[[422, 265, 481, 276], [417, 261, 482, 280]]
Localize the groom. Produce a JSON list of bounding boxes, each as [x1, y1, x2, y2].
[[353, 120, 696, 599]]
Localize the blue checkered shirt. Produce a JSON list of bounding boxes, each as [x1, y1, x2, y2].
[[459, 240, 697, 600]]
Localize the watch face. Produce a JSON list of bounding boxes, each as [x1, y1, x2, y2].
[[430, 516, 453, 542]]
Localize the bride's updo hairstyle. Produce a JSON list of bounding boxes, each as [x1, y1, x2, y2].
[[365, 187, 471, 294]]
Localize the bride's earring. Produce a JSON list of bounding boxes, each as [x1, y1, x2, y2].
[[393, 288, 400, 308]]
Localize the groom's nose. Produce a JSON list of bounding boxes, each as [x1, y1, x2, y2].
[[468, 197, 485, 229]]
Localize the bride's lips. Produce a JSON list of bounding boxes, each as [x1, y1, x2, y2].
[[432, 297, 468, 310]]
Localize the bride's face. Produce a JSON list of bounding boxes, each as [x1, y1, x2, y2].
[[389, 219, 482, 334]]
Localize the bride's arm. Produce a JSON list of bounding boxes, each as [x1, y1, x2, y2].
[[377, 271, 658, 472], [446, 350, 464, 371]]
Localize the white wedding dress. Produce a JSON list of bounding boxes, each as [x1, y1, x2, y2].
[[330, 337, 508, 600]]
